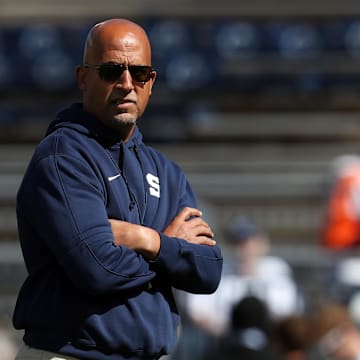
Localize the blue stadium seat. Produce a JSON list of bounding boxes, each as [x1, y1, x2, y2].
[[185, 101, 218, 131], [294, 72, 326, 93], [214, 21, 261, 59], [0, 27, 20, 89], [147, 19, 192, 57], [165, 52, 213, 91], [0, 54, 15, 90], [344, 20, 360, 57], [321, 20, 348, 52], [30, 50, 76, 92], [17, 23, 64, 60], [0, 104, 15, 125], [146, 19, 193, 86], [61, 22, 93, 65], [273, 22, 324, 60], [0, 30, 5, 51], [11, 23, 81, 92]]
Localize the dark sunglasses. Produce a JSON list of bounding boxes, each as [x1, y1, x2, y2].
[[84, 63, 154, 83]]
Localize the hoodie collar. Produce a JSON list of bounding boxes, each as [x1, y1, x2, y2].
[[46, 102, 143, 148]]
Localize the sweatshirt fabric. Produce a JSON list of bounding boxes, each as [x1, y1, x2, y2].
[[13, 103, 223, 360]]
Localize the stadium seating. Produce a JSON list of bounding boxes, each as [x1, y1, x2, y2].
[[2, 16, 360, 336]]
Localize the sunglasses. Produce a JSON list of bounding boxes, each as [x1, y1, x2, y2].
[[84, 63, 154, 83]]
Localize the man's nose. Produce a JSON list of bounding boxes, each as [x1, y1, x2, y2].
[[115, 69, 134, 90]]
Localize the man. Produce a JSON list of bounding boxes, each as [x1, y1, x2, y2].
[[13, 18, 223, 360]]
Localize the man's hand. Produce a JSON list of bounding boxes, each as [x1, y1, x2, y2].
[[164, 207, 216, 246]]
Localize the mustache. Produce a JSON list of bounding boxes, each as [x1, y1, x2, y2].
[[109, 97, 137, 105]]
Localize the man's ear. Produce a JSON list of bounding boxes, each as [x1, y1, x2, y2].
[[148, 71, 157, 96], [75, 65, 87, 91]]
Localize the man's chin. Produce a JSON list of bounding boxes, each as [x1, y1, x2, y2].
[[112, 114, 137, 127]]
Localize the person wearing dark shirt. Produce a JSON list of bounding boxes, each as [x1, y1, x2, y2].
[[13, 18, 223, 360], [204, 296, 279, 360]]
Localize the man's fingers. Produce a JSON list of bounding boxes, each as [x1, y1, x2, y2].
[[186, 216, 207, 227], [200, 226, 214, 238], [176, 207, 202, 221], [165, 207, 215, 244], [195, 236, 216, 246], [177, 216, 213, 237]]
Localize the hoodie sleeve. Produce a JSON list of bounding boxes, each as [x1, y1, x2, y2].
[[17, 153, 156, 295], [151, 234, 223, 294], [150, 171, 223, 294]]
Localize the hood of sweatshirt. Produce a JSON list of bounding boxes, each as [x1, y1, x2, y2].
[[46, 102, 144, 149]]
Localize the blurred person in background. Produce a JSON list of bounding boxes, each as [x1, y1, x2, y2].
[[185, 216, 304, 336], [307, 302, 360, 360], [321, 154, 360, 251], [0, 327, 17, 360], [203, 295, 280, 360], [320, 155, 360, 307], [273, 314, 310, 360], [12, 18, 222, 360], [172, 216, 303, 360]]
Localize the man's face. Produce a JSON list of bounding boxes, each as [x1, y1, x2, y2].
[[77, 32, 156, 134]]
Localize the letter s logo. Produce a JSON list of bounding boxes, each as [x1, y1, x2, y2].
[[146, 173, 160, 198]]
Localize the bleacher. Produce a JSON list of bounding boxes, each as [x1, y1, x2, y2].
[[3, 2, 360, 346]]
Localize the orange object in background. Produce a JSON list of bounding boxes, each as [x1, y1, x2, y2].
[[322, 161, 360, 249]]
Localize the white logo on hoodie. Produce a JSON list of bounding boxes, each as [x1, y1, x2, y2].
[[146, 173, 160, 198]]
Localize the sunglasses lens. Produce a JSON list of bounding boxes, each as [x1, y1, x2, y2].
[[129, 66, 152, 82], [98, 65, 124, 82]]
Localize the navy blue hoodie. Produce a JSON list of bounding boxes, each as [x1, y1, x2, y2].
[[13, 103, 223, 360]]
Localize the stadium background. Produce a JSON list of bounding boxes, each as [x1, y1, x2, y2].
[[2, 0, 360, 355]]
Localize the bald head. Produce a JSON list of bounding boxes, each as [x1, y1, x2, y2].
[[76, 18, 156, 141], [83, 18, 152, 64]]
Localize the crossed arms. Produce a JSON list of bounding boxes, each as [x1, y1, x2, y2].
[[109, 207, 216, 260]]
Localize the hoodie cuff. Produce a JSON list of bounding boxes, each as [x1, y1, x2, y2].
[[148, 233, 181, 268]]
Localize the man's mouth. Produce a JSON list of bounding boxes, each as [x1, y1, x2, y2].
[[110, 98, 135, 105], [111, 99, 124, 105]]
